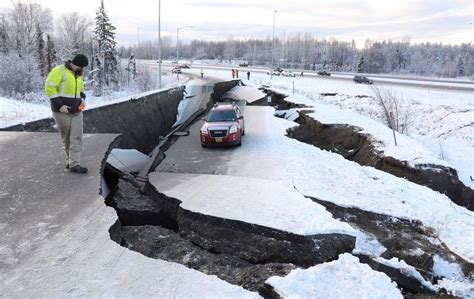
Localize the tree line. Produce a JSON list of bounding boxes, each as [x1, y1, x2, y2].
[[0, 0, 120, 98], [122, 35, 472, 78], [1, 0, 472, 100]]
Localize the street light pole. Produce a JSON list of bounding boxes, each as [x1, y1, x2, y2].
[[271, 10, 276, 79], [176, 26, 193, 65], [158, 0, 161, 88]]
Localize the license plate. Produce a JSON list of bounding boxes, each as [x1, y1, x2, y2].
[[215, 137, 223, 142]]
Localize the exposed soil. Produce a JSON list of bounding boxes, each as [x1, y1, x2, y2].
[[311, 197, 473, 280], [286, 111, 473, 211], [99, 85, 472, 297], [104, 173, 355, 295]]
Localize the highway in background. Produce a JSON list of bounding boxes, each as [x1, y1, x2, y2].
[[143, 60, 473, 92]]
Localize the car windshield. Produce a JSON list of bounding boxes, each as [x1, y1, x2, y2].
[[207, 110, 237, 122]]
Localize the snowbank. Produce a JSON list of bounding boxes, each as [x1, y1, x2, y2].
[[432, 255, 474, 298], [0, 97, 51, 128], [266, 253, 402, 299]]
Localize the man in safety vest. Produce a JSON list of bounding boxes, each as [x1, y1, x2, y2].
[[45, 54, 89, 173]]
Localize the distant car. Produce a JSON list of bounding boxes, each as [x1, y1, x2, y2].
[[239, 62, 249, 67], [317, 70, 331, 76], [172, 66, 181, 74], [353, 75, 373, 84], [200, 102, 245, 147], [281, 70, 296, 77], [266, 69, 282, 76], [180, 63, 190, 69]]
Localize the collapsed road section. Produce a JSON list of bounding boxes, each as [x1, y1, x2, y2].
[[262, 88, 473, 210], [105, 174, 355, 293]]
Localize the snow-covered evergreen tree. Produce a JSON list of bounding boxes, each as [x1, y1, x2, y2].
[[0, 19, 7, 54], [35, 22, 45, 77], [457, 57, 465, 77], [93, 0, 119, 95], [357, 56, 364, 73], [45, 34, 57, 73], [129, 54, 136, 79]]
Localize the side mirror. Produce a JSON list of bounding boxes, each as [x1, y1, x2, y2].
[[201, 117, 206, 121], [238, 115, 244, 120]]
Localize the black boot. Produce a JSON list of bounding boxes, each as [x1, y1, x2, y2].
[[69, 165, 88, 173]]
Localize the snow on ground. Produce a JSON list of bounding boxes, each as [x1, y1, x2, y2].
[[223, 106, 474, 263], [183, 67, 474, 188], [0, 200, 260, 298], [433, 255, 474, 298], [266, 253, 403, 299], [373, 256, 436, 291], [283, 92, 452, 169], [0, 96, 51, 128], [150, 172, 356, 236]]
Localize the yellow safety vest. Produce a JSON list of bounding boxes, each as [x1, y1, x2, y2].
[[45, 64, 84, 99]]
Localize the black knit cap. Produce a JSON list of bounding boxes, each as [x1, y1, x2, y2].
[[71, 54, 89, 67]]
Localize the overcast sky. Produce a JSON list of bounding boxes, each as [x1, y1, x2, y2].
[[1, 0, 473, 47]]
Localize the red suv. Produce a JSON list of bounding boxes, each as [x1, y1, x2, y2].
[[200, 103, 245, 147]]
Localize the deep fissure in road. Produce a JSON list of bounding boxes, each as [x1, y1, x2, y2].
[[262, 88, 473, 210], [312, 197, 474, 294], [103, 172, 355, 295], [99, 83, 471, 297], [99, 81, 357, 295], [260, 89, 474, 295]]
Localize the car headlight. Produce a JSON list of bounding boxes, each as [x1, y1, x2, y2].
[[229, 125, 238, 134]]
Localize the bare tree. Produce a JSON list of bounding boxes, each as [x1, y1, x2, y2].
[[55, 12, 93, 59], [34, 21, 45, 77], [371, 86, 413, 134], [2, 0, 52, 54]]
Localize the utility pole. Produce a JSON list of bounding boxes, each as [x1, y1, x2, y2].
[[137, 26, 140, 58], [158, 0, 161, 88], [271, 10, 277, 79]]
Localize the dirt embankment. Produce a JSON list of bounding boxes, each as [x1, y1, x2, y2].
[[286, 112, 473, 211]]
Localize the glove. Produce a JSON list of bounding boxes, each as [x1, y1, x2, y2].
[[78, 99, 86, 111], [59, 105, 70, 114]]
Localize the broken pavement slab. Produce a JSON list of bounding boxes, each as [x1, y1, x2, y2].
[[146, 172, 357, 266]]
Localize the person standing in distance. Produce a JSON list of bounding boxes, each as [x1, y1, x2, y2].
[[45, 54, 89, 173]]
